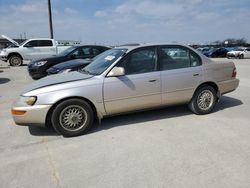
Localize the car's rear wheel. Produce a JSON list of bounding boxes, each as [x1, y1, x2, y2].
[[51, 99, 94, 137], [9, 55, 23, 66], [188, 86, 217, 115]]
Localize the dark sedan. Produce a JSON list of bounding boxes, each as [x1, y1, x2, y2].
[[28, 45, 110, 79], [47, 58, 92, 75], [204, 48, 229, 58]]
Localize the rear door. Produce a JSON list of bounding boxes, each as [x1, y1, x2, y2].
[[22, 40, 40, 60], [103, 47, 161, 115], [37, 40, 55, 58], [159, 46, 203, 105]]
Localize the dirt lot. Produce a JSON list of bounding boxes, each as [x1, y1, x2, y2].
[[0, 59, 250, 188]]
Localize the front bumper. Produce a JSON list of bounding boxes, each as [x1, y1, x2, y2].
[[12, 104, 52, 126], [0, 50, 8, 61], [28, 64, 47, 79], [0, 55, 8, 61]]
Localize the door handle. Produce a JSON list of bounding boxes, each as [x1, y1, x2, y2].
[[193, 73, 199, 76], [148, 79, 157, 82]]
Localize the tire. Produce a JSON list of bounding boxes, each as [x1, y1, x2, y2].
[[239, 54, 244, 59], [9, 55, 23, 66], [51, 99, 94, 137], [188, 86, 217, 115]]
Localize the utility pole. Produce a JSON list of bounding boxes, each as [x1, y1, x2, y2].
[[48, 0, 54, 39]]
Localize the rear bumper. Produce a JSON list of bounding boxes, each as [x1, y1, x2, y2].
[[12, 104, 52, 126], [218, 78, 239, 95]]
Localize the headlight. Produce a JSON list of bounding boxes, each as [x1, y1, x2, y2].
[[59, 69, 72, 73], [20, 96, 37, 106], [33, 61, 47, 66]]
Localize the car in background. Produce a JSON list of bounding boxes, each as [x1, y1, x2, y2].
[[0, 35, 78, 66], [204, 48, 229, 58], [12, 43, 239, 137], [47, 58, 92, 75], [28, 45, 110, 79], [227, 47, 250, 59], [196, 47, 212, 55]]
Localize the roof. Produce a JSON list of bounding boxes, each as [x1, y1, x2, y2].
[[114, 43, 191, 51]]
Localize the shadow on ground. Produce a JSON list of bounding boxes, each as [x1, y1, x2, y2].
[[0, 78, 10, 84], [28, 95, 243, 136], [28, 126, 60, 136], [214, 96, 243, 111]]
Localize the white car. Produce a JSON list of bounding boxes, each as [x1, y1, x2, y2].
[[0, 35, 80, 66], [227, 47, 250, 59]]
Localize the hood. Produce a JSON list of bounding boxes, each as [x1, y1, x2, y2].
[[53, 59, 92, 69], [1, 34, 20, 46], [32, 55, 65, 63], [23, 71, 93, 94]]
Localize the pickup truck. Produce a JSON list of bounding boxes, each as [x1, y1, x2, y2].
[[0, 35, 80, 66]]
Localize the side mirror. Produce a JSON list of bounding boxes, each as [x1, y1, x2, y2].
[[107, 67, 125, 77]]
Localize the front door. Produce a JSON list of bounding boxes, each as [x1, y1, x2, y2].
[[103, 47, 161, 115]]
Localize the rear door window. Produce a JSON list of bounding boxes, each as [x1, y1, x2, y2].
[[159, 46, 201, 70], [38, 40, 53, 47]]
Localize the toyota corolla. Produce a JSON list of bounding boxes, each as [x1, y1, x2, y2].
[[11, 44, 239, 137]]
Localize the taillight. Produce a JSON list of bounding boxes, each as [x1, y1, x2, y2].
[[232, 68, 237, 78]]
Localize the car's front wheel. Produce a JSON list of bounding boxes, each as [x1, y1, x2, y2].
[[51, 99, 94, 137], [188, 86, 217, 115], [9, 55, 23, 66]]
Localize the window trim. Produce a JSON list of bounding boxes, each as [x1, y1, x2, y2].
[[114, 46, 159, 76], [37, 40, 53, 47], [157, 45, 202, 71]]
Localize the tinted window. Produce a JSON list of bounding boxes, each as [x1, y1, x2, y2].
[[24, 40, 39, 47], [72, 48, 82, 56], [118, 47, 157, 75], [38, 40, 53, 47], [190, 51, 202, 67], [92, 48, 101, 55], [82, 47, 91, 55], [159, 47, 201, 70]]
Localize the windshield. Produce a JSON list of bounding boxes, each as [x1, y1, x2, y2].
[[59, 46, 77, 56], [80, 48, 127, 75], [19, 40, 28, 46]]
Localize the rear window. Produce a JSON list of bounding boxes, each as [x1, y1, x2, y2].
[[38, 40, 53, 47]]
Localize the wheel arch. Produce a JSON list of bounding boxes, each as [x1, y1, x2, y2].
[[193, 81, 220, 99], [45, 96, 98, 127], [7, 52, 23, 60]]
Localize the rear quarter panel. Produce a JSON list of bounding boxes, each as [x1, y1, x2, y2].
[[202, 59, 238, 94]]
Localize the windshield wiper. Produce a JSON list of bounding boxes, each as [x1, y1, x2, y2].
[[79, 69, 91, 75]]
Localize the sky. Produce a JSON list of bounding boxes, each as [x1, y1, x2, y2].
[[0, 0, 250, 45]]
